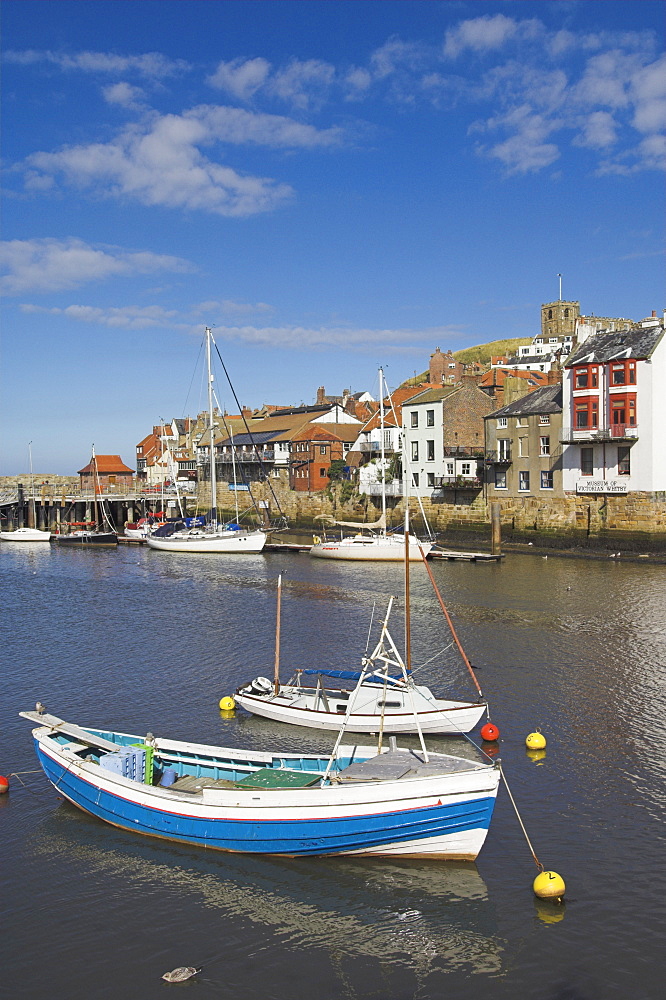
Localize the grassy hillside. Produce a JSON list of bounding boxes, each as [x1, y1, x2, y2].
[[400, 338, 528, 386]]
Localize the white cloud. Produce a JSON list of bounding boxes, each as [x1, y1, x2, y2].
[[20, 303, 180, 329], [575, 111, 618, 149], [209, 323, 461, 351], [4, 49, 188, 78], [268, 59, 336, 111], [195, 299, 274, 316], [21, 105, 341, 216], [103, 82, 146, 109], [207, 57, 271, 100], [630, 54, 666, 133], [444, 15, 540, 59], [0, 238, 192, 294]]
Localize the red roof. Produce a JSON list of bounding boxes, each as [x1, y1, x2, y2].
[[78, 455, 134, 475]]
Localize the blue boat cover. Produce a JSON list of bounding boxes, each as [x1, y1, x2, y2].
[[302, 669, 401, 683]]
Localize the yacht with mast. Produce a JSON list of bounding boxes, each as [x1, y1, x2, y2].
[[146, 328, 266, 554], [309, 368, 433, 561], [0, 443, 51, 542]]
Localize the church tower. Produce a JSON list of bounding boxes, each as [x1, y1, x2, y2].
[[541, 300, 580, 338]]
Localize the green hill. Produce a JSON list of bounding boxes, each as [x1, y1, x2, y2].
[[399, 338, 527, 386]]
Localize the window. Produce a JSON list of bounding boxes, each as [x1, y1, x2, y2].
[[497, 439, 511, 461], [446, 461, 454, 476], [564, 308, 569, 318], [320, 468, 327, 477], [426, 409, 435, 427], [575, 365, 598, 389], [426, 440, 435, 461], [319, 445, 327, 455], [519, 471, 530, 491], [611, 361, 636, 386], [412, 472, 419, 487], [427, 472, 435, 487], [617, 446, 631, 475], [580, 447, 594, 476], [540, 436, 550, 456], [108, 475, 116, 484], [575, 398, 598, 428], [539, 415, 550, 425], [410, 412, 418, 427], [548, 309, 553, 318], [611, 394, 637, 428], [518, 437, 529, 458], [494, 469, 507, 489], [411, 441, 419, 461], [541, 471, 554, 489], [497, 417, 508, 428]]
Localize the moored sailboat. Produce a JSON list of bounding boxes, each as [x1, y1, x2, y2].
[[52, 447, 117, 546], [310, 368, 432, 561], [146, 328, 266, 554]]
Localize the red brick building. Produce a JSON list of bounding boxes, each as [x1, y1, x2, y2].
[[78, 455, 135, 491], [288, 426, 344, 492]]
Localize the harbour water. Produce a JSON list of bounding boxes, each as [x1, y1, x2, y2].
[[2, 543, 665, 999]]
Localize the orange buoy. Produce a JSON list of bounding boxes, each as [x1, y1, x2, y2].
[[0, 775, 9, 794], [480, 722, 500, 741]]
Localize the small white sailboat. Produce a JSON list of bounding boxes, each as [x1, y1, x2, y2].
[[310, 368, 432, 561], [0, 443, 51, 542], [146, 328, 266, 555]]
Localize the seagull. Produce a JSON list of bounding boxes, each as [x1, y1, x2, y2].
[[35, 701, 46, 715], [162, 967, 201, 983]]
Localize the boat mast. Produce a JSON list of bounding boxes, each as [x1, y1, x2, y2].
[[206, 328, 217, 527], [91, 444, 100, 530], [28, 441, 36, 529], [378, 367, 387, 537], [273, 573, 282, 694]]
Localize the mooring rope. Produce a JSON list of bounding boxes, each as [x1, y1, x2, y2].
[[499, 764, 543, 871]]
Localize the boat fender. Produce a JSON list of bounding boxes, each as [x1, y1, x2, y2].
[[250, 676, 273, 695], [312, 535, 321, 545]]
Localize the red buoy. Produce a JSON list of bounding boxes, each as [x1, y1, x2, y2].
[[0, 775, 9, 794], [480, 723, 500, 742]]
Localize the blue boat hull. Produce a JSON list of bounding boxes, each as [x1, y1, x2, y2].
[[36, 740, 496, 858]]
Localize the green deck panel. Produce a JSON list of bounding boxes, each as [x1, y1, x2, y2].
[[233, 767, 322, 789]]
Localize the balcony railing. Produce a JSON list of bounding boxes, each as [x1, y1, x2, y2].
[[560, 426, 639, 443], [433, 476, 483, 491], [485, 450, 512, 463], [442, 446, 485, 458]]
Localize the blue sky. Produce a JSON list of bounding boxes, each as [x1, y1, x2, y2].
[[1, 0, 664, 475]]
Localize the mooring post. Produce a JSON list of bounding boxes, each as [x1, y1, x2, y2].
[[491, 501, 502, 556]]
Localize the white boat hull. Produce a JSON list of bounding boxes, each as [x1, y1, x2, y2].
[[310, 535, 432, 561], [146, 529, 266, 553], [0, 527, 51, 542], [235, 684, 486, 734]]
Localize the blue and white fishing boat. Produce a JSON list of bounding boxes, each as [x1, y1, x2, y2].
[[21, 710, 499, 859]]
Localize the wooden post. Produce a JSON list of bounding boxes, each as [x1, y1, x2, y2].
[[273, 574, 282, 694], [491, 501, 502, 555]]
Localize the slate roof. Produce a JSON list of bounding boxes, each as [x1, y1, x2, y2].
[[565, 324, 664, 366], [487, 384, 563, 419]]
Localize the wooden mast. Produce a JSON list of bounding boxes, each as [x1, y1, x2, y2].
[[273, 573, 282, 694]]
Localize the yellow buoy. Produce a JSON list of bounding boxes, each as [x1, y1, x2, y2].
[[219, 695, 236, 712], [526, 730, 546, 750], [533, 870, 565, 901]]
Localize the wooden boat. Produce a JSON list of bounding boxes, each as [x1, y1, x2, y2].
[[20, 710, 499, 859], [52, 522, 118, 546], [52, 447, 118, 546], [145, 328, 266, 555], [235, 588, 487, 735]]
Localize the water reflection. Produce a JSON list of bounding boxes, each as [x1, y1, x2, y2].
[[30, 803, 505, 977]]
